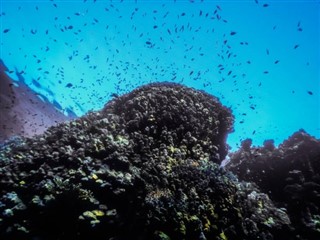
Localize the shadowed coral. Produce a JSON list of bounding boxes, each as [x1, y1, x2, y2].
[[0, 83, 291, 240]]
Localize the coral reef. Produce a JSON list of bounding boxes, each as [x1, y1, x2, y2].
[[0, 83, 291, 239], [226, 130, 320, 240]]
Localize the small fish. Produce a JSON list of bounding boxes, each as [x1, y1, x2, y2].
[[263, 3, 269, 7], [230, 31, 236, 35], [3, 29, 10, 33], [274, 60, 279, 64], [294, 44, 299, 49], [307, 91, 313, 95], [65, 83, 73, 88]]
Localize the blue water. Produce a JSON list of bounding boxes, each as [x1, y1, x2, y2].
[[1, 0, 319, 150]]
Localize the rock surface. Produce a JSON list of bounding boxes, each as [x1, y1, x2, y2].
[[0, 59, 75, 143], [226, 130, 320, 240], [0, 83, 291, 239]]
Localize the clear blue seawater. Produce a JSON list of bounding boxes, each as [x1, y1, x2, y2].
[[1, 0, 319, 150]]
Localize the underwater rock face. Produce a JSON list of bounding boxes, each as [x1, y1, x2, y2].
[[0, 60, 75, 143], [226, 130, 320, 240], [0, 83, 291, 240]]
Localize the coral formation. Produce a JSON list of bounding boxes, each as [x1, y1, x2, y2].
[[0, 83, 291, 239], [226, 130, 320, 239]]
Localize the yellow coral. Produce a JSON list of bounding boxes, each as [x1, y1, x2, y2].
[[203, 217, 211, 232], [92, 210, 105, 217], [219, 231, 228, 240]]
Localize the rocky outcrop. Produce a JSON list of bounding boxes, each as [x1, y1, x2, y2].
[[0, 83, 291, 240], [226, 130, 320, 240]]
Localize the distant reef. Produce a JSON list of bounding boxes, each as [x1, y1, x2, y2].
[[0, 82, 297, 240], [226, 130, 320, 240], [0, 59, 75, 143]]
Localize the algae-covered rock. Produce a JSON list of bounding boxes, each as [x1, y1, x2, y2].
[[0, 83, 290, 239]]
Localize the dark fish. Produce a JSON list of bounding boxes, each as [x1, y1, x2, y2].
[[230, 31, 236, 35], [294, 44, 299, 49], [274, 60, 279, 64], [145, 41, 152, 45], [307, 91, 313, 95], [3, 29, 10, 33], [263, 4, 269, 7], [65, 83, 73, 88]]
